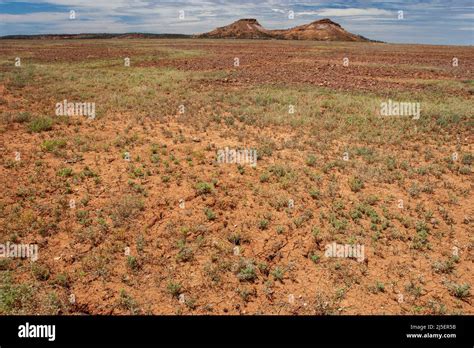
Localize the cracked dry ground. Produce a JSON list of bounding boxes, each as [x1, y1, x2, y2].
[[0, 39, 473, 315]]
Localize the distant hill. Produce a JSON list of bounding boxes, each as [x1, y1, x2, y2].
[[196, 18, 274, 39], [0, 33, 191, 40], [198, 18, 372, 42]]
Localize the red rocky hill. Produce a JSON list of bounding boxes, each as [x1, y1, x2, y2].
[[198, 18, 371, 42]]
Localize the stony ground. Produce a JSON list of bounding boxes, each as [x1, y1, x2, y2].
[[0, 39, 472, 315]]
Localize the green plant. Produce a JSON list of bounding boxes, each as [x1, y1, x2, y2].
[[258, 219, 269, 230], [54, 273, 70, 287], [227, 233, 241, 245], [309, 253, 320, 264], [432, 257, 457, 274], [57, 167, 73, 177], [271, 267, 285, 281], [0, 273, 33, 314], [196, 182, 213, 195], [81, 166, 98, 178], [167, 282, 182, 297], [110, 195, 144, 227], [312, 227, 321, 241], [412, 221, 430, 249], [306, 154, 317, 167], [461, 153, 473, 165], [293, 210, 313, 228], [10, 112, 32, 123], [126, 256, 140, 271], [204, 208, 216, 221], [375, 281, 385, 293], [136, 234, 145, 253], [31, 263, 50, 281], [349, 176, 364, 192], [260, 172, 270, 183], [119, 289, 140, 314], [176, 240, 194, 262], [309, 188, 321, 199], [41, 139, 67, 152], [406, 281, 423, 299], [28, 116, 53, 133], [238, 288, 255, 302], [449, 283, 470, 299], [329, 214, 348, 232], [236, 260, 257, 282]]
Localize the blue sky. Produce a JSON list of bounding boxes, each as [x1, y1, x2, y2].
[[0, 0, 473, 45]]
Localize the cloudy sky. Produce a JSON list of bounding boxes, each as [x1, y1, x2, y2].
[[0, 0, 473, 45]]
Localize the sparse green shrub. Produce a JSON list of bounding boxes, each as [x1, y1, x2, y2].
[[41, 139, 67, 152], [32, 263, 50, 281], [260, 172, 270, 183], [0, 273, 33, 313], [271, 267, 285, 282], [119, 289, 140, 314], [57, 167, 73, 177], [167, 282, 182, 297], [309, 188, 321, 199], [258, 219, 269, 230], [126, 256, 140, 271], [349, 176, 364, 192], [196, 182, 213, 195], [236, 260, 257, 282], [28, 117, 53, 133], [449, 283, 470, 299], [111, 195, 144, 227], [309, 253, 320, 264], [306, 154, 317, 167], [204, 208, 216, 221]]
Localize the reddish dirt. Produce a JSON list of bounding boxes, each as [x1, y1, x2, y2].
[[139, 41, 473, 93], [0, 39, 472, 316]]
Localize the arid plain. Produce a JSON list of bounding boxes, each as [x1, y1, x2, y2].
[[0, 38, 472, 314]]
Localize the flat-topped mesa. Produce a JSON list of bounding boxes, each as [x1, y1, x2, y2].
[[197, 18, 272, 39], [198, 17, 371, 41], [278, 17, 367, 41], [310, 18, 342, 27], [236, 18, 260, 24]]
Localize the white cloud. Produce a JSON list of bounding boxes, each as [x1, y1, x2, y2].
[[296, 11, 319, 16], [316, 8, 393, 17], [0, 12, 67, 23]]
